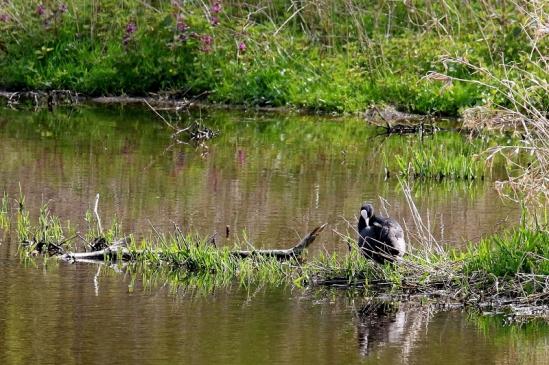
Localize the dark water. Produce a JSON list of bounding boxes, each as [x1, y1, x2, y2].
[[0, 106, 546, 364]]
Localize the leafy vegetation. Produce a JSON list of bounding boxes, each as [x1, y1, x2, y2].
[[0, 1, 546, 115]]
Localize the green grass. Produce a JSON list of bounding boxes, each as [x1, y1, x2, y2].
[[4, 194, 547, 305], [0, 1, 546, 115], [388, 133, 490, 180], [0, 192, 9, 230], [465, 227, 549, 277]]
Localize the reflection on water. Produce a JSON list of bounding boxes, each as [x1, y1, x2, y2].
[[0, 106, 518, 254], [356, 301, 431, 359], [0, 106, 547, 364], [0, 240, 547, 365], [353, 298, 549, 365]]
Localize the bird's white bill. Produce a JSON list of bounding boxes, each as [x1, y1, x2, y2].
[[360, 209, 369, 226]]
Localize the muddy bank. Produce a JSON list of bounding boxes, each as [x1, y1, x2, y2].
[[0, 89, 441, 123]]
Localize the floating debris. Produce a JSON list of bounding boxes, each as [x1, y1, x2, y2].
[[0, 90, 79, 109]]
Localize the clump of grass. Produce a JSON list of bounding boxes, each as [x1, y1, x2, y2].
[[464, 228, 549, 277], [127, 232, 297, 287], [0, 192, 9, 230], [15, 195, 31, 243], [386, 133, 495, 180]]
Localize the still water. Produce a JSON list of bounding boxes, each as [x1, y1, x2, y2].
[[0, 106, 546, 364]]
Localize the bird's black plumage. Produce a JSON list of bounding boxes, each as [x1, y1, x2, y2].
[[357, 203, 406, 263]]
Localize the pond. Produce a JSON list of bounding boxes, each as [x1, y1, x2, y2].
[[0, 106, 546, 364]]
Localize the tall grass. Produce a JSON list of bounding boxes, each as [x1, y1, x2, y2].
[[418, 0, 549, 199], [465, 227, 549, 277], [0, 192, 9, 230], [0, 1, 544, 115], [389, 133, 489, 180]]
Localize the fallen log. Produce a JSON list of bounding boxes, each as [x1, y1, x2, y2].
[[57, 224, 327, 263], [60, 238, 132, 263], [231, 223, 327, 259]]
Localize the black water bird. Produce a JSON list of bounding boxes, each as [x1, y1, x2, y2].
[[357, 203, 406, 263]]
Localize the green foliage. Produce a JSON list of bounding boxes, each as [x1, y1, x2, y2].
[[0, 0, 545, 115], [0, 192, 9, 230], [465, 227, 549, 277], [389, 133, 491, 180]]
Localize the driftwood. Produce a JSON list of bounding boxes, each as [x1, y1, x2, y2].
[[56, 224, 327, 264], [60, 239, 132, 263], [0, 90, 79, 108], [231, 224, 327, 259], [379, 122, 440, 135]]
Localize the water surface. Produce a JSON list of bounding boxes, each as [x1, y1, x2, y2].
[[0, 106, 545, 365], [0, 106, 518, 251]]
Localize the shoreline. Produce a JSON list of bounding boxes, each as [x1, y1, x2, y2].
[[0, 89, 445, 124]]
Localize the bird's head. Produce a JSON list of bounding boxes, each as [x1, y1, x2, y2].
[[359, 202, 374, 228]]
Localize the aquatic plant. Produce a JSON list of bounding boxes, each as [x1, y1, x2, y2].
[[0, 192, 9, 230], [465, 228, 549, 277], [2, 193, 546, 319], [382, 132, 509, 180]]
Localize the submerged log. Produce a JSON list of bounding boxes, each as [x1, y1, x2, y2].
[[231, 223, 327, 259], [57, 224, 327, 263]]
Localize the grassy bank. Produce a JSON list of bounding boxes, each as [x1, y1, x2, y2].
[[0, 1, 546, 115], [3, 196, 547, 318]]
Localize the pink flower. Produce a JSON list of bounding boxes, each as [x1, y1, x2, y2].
[[177, 20, 189, 32], [58, 4, 68, 13], [201, 34, 213, 46], [123, 22, 137, 46], [36, 4, 46, 16], [210, 16, 219, 26], [0, 13, 9, 22], [125, 22, 137, 35], [200, 34, 213, 52], [211, 2, 221, 14], [238, 42, 246, 52]]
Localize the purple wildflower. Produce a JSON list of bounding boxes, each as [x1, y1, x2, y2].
[[176, 18, 189, 32], [238, 42, 246, 52], [210, 16, 219, 26], [36, 4, 46, 16], [0, 13, 9, 22], [210, 2, 221, 14], [200, 34, 213, 52], [58, 3, 68, 13], [123, 22, 137, 46], [201, 35, 213, 45], [125, 22, 137, 35]]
